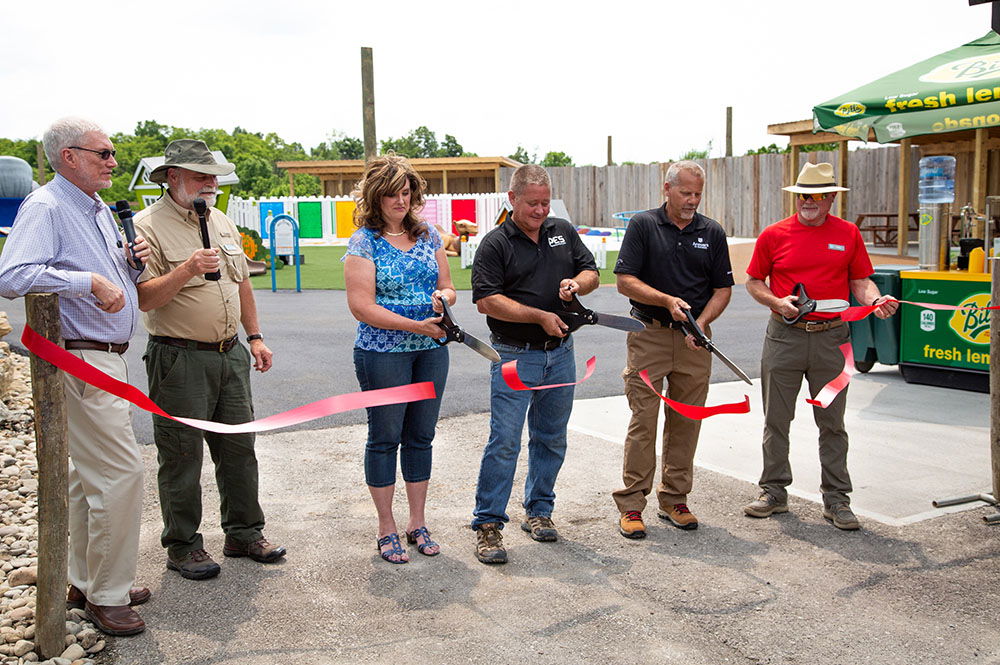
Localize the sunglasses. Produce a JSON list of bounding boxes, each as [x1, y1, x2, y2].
[[797, 192, 831, 201], [69, 146, 116, 160]]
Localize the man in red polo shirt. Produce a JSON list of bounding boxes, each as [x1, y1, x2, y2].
[[743, 162, 898, 530]]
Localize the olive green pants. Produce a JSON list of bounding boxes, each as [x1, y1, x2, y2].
[[145, 340, 265, 559], [759, 316, 853, 508]]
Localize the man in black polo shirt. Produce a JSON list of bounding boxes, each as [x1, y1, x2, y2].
[[470, 164, 599, 564], [612, 161, 733, 538]]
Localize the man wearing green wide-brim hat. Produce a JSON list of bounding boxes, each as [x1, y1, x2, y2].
[[134, 139, 287, 581], [742, 162, 898, 532]]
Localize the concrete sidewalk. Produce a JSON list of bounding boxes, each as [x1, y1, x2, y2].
[[107, 379, 1000, 665]]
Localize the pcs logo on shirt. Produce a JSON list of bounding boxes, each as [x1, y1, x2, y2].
[[548, 235, 567, 247]]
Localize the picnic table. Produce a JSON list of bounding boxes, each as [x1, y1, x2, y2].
[[854, 212, 920, 247]]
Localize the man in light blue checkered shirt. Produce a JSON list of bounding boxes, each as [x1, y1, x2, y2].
[[0, 117, 152, 637]]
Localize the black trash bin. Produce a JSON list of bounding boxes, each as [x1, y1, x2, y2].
[[849, 265, 906, 372]]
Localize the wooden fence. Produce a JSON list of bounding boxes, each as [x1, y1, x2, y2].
[[500, 146, 921, 237]]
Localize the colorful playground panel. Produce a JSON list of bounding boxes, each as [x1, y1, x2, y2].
[[335, 200, 356, 238], [451, 199, 476, 235], [297, 201, 323, 239]]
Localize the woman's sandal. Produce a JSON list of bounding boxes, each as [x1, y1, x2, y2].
[[376, 533, 408, 564], [405, 526, 440, 556]]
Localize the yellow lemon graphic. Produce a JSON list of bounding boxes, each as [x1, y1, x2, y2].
[[949, 293, 991, 344]]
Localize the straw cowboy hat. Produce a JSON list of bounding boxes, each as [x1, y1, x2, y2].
[[148, 139, 235, 184], [782, 162, 849, 194]]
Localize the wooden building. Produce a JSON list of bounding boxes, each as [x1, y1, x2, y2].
[[276, 156, 522, 196]]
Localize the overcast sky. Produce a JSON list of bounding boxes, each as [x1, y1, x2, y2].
[[0, 1, 994, 164]]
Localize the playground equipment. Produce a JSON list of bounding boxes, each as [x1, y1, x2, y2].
[[268, 214, 301, 293]]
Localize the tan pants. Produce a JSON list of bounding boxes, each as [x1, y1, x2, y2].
[[613, 324, 712, 512], [759, 316, 852, 507], [63, 349, 144, 606]]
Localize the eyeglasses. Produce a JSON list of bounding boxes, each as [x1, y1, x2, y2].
[[797, 192, 831, 201], [69, 146, 116, 160]]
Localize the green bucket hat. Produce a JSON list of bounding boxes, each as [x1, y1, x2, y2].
[[148, 139, 235, 184]]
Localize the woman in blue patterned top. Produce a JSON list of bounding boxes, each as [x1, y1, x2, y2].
[[344, 155, 455, 564]]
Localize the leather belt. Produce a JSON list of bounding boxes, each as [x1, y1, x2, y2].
[[772, 312, 844, 332], [490, 333, 568, 351], [630, 307, 683, 330], [150, 334, 239, 352], [64, 339, 129, 355]]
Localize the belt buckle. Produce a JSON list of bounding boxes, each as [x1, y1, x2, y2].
[[804, 320, 824, 332], [218, 339, 227, 352]]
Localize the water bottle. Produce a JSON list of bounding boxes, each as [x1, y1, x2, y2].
[[918, 155, 956, 204]]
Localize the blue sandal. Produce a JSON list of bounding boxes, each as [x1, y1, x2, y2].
[[405, 526, 440, 556], [376, 533, 408, 564]]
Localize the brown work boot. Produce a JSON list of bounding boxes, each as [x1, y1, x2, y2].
[[823, 502, 860, 530], [618, 511, 646, 539], [657, 503, 699, 530], [67, 585, 150, 610], [521, 515, 558, 542], [744, 492, 789, 518], [475, 523, 507, 564], [85, 602, 145, 636], [166, 548, 221, 580], [223, 536, 287, 563]]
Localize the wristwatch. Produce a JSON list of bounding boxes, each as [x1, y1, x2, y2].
[[246, 334, 264, 342]]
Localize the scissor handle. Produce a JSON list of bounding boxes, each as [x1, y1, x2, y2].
[[680, 309, 709, 348], [557, 293, 596, 332], [782, 283, 817, 324]]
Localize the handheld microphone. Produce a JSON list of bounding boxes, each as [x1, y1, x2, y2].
[[114, 200, 140, 270], [193, 198, 221, 281]]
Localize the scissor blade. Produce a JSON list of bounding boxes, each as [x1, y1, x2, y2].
[[462, 332, 501, 362], [592, 311, 646, 332], [813, 299, 850, 313], [707, 343, 753, 385]]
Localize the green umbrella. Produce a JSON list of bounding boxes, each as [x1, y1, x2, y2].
[[813, 31, 1000, 143]]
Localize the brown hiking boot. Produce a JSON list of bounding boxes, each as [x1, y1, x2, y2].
[[166, 548, 221, 580], [744, 492, 789, 518], [657, 503, 699, 530], [618, 511, 646, 539], [521, 515, 558, 542], [224, 536, 287, 563], [475, 523, 507, 564], [823, 503, 860, 530]]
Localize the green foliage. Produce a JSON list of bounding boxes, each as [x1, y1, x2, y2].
[[0, 138, 41, 170], [680, 140, 713, 161], [745, 142, 840, 155], [540, 151, 574, 167], [508, 146, 535, 164], [745, 143, 786, 155], [380, 126, 477, 158], [311, 132, 365, 160]]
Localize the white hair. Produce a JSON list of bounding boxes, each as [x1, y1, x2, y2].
[[509, 164, 551, 196], [43, 117, 105, 171], [665, 160, 705, 185]]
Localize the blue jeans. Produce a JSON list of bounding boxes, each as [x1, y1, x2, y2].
[[472, 338, 576, 528], [353, 345, 449, 487]]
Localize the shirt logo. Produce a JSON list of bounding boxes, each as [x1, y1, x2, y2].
[[692, 238, 709, 250], [828, 243, 845, 251], [548, 235, 566, 247]]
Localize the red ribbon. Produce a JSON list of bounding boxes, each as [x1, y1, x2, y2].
[[804, 342, 858, 409], [22, 326, 436, 434], [840, 297, 1000, 322], [638, 370, 751, 420], [501, 355, 596, 390]]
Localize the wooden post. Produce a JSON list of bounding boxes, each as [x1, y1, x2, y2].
[[725, 107, 733, 157], [607, 136, 613, 166], [35, 143, 47, 185], [25, 293, 67, 660], [442, 170, 449, 194], [992, 259, 1000, 502], [288, 172, 295, 197], [787, 145, 800, 217], [361, 47, 376, 162], [494, 168, 501, 193], [837, 142, 849, 219], [898, 138, 912, 257], [973, 127, 988, 225], [752, 153, 760, 236]]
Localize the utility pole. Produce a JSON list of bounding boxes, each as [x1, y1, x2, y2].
[[35, 143, 46, 185], [361, 47, 376, 162], [607, 136, 613, 166], [725, 106, 733, 157]]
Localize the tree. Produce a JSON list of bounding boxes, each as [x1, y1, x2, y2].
[[380, 126, 475, 158], [540, 151, 574, 167], [745, 142, 840, 155], [508, 146, 535, 164]]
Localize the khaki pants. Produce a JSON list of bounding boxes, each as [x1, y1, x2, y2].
[[63, 350, 144, 607], [759, 316, 852, 507], [613, 323, 712, 512]]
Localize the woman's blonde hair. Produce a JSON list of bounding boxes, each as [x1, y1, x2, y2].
[[352, 154, 428, 240]]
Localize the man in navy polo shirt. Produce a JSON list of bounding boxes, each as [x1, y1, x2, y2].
[[612, 161, 734, 538], [470, 164, 599, 564]]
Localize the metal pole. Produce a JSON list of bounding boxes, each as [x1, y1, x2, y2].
[[990, 257, 1000, 502], [25, 293, 67, 658], [361, 47, 377, 162]]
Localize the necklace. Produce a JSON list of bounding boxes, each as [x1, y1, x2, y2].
[[384, 228, 406, 237]]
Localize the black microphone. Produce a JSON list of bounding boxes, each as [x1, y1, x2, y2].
[[114, 200, 140, 270], [193, 198, 221, 281]]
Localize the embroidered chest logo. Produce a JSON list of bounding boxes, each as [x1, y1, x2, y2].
[[691, 237, 709, 250], [548, 235, 566, 247]]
